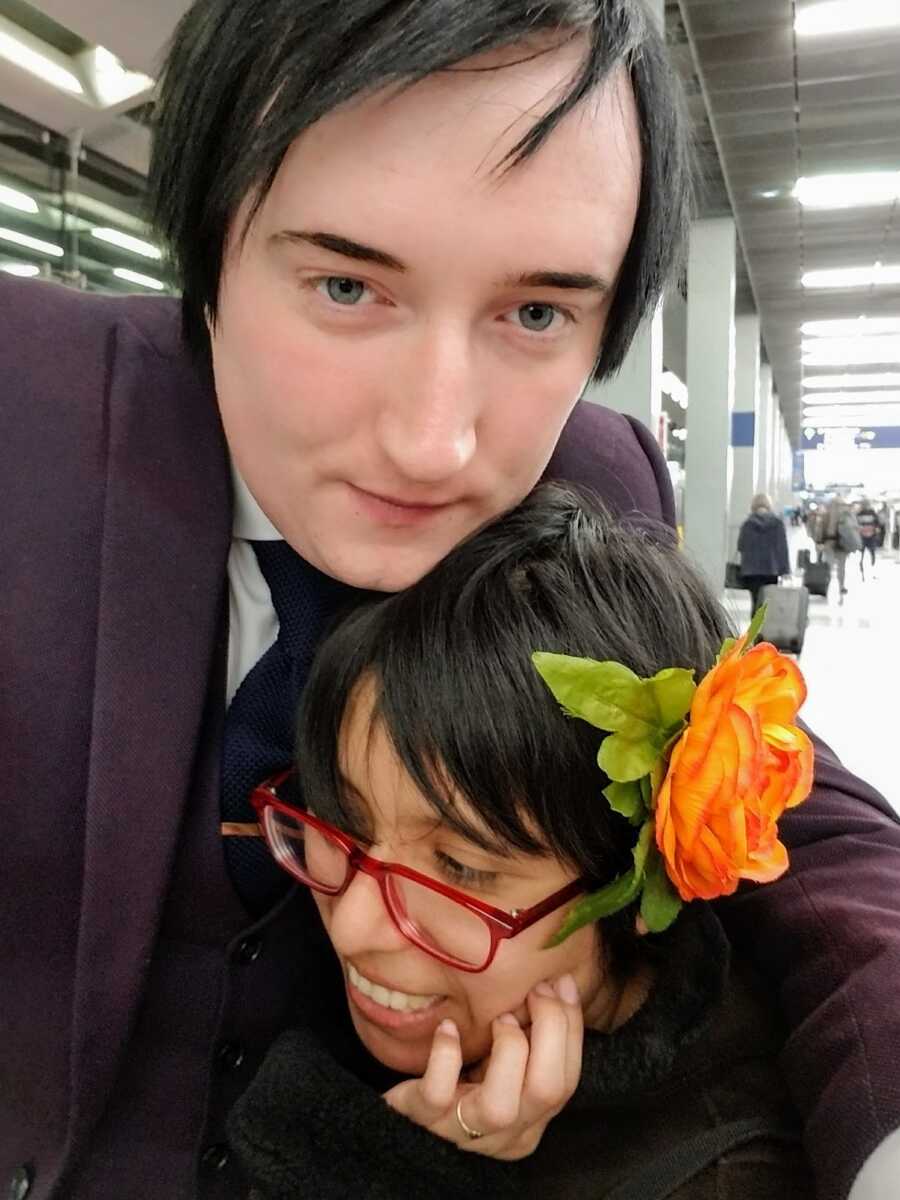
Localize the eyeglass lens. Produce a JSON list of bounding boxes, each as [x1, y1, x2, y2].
[[263, 806, 493, 967]]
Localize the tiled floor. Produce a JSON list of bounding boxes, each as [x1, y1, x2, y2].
[[722, 531, 900, 814]]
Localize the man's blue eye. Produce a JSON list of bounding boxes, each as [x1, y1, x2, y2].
[[517, 303, 557, 332], [324, 277, 366, 305]]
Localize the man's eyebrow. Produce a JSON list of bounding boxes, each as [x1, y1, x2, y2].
[[509, 270, 611, 294], [272, 229, 610, 294], [272, 229, 407, 271]]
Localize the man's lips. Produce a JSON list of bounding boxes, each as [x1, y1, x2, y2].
[[348, 483, 460, 526], [351, 484, 454, 511]]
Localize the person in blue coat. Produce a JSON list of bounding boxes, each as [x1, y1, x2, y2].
[[737, 494, 791, 614]]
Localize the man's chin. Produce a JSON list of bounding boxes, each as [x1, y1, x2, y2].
[[317, 541, 461, 593]]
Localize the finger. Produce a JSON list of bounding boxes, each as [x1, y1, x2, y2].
[[518, 982, 570, 1123], [554, 973, 585, 1095], [466, 1013, 530, 1131], [384, 1019, 462, 1122], [418, 1019, 464, 1114]]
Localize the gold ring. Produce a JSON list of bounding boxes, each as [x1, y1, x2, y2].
[[455, 1097, 485, 1140]]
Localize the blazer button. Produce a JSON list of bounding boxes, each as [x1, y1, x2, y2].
[[233, 935, 264, 964], [8, 1164, 33, 1200], [200, 1144, 231, 1173]]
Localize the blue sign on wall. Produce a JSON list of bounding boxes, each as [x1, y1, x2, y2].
[[731, 411, 756, 448]]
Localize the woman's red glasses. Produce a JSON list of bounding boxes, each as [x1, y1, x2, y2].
[[250, 770, 584, 972]]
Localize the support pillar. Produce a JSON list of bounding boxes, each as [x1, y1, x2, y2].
[[755, 364, 774, 500], [683, 218, 737, 592], [727, 314, 761, 556]]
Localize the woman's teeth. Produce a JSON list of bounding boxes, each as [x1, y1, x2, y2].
[[347, 962, 440, 1012]]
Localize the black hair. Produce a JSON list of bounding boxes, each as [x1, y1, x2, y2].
[[148, 0, 692, 376], [296, 483, 732, 968]]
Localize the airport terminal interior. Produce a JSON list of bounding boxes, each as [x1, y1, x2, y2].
[[0, 0, 898, 810], [3, 3, 900, 1199]]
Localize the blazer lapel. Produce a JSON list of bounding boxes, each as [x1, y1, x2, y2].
[[67, 312, 232, 1146]]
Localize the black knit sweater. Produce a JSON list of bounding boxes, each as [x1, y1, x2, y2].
[[227, 906, 813, 1200]]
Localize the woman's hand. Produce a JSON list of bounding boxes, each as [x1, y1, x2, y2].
[[382, 974, 583, 1160]]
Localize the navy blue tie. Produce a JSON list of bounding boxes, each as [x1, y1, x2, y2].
[[221, 539, 357, 915]]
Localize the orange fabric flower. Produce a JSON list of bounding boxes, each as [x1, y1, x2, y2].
[[654, 633, 814, 902]]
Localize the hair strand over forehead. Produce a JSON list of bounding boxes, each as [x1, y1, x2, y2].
[[147, 0, 693, 376]]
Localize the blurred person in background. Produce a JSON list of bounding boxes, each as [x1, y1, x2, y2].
[[876, 502, 889, 549], [737, 493, 790, 615], [815, 496, 861, 604], [855, 499, 880, 581]]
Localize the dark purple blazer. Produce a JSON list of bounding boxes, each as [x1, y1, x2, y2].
[[1, 275, 898, 1200]]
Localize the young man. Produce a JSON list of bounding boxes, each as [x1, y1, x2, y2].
[[0, 3, 897, 1199]]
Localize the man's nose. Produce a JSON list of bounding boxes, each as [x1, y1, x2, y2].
[[376, 324, 480, 485]]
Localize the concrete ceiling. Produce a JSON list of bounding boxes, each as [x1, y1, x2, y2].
[[673, 0, 900, 443], [2, 0, 899, 446]]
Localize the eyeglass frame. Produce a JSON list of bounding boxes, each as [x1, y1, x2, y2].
[[250, 769, 585, 973]]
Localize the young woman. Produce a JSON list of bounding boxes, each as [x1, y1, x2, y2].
[[227, 485, 815, 1200]]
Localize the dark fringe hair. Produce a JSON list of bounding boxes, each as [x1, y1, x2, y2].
[[296, 483, 732, 968], [147, 0, 693, 377]]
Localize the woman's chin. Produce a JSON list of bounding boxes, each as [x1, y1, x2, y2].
[[349, 1008, 433, 1076]]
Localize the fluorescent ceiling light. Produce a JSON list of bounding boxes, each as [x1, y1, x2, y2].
[[803, 372, 900, 389], [802, 317, 900, 338], [802, 264, 900, 289], [0, 25, 83, 95], [802, 337, 900, 366], [803, 406, 900, 424], [0, 227, 63, 257], [793, 172, 900, 209], [0, 184, 38, 215], [795, 1, 900, 36], [114, 267, 165, 291], [85, 45, 154, 107], [804, 391, 900, 406], [0, 262, 40, 277], [92, 228, 162, 260], [661, 370, 688, 408]]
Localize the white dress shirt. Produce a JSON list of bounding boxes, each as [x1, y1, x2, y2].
[[849, 1129, 900, 1199], [226, 466, 282, 705]]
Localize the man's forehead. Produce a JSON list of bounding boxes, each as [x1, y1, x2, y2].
[[268, 43, 640, 211]]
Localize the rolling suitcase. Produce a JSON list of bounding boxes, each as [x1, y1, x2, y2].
[[760, 585, 808, 655], [725, 561, 744, 589], [803, 557, 830, 598]]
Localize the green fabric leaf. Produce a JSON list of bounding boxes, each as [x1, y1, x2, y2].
[[743, 604, 768, 652], [717, 636, 737, 662], [640, 846, 683, 933], [649, 758, 668, 806], [639, 774, 653, 810], [545, 870, 640, 947], [632, 819, 653, 881], [532, 653, 663, 739], [647, 667, 696, 728], [598, 733, 664, 782], [603, 780, 645, 822]]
